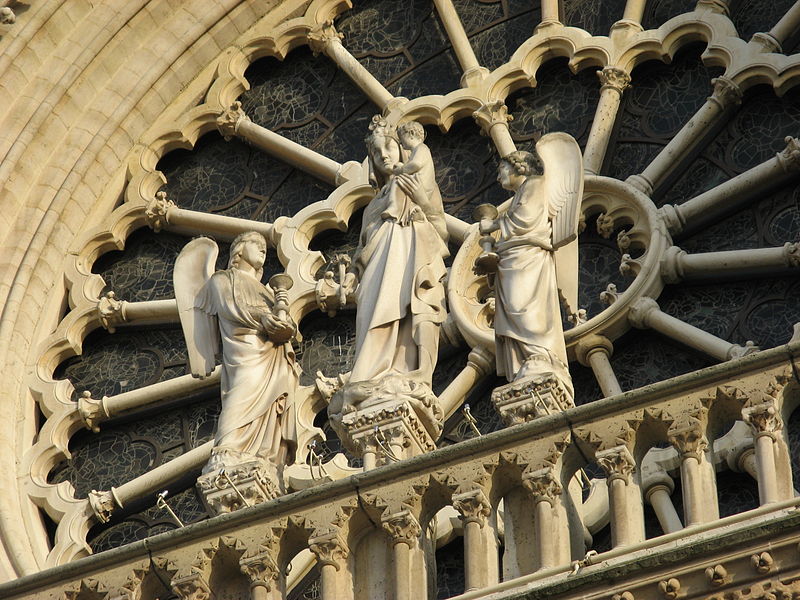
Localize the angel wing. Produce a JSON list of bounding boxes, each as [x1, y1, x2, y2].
[[174, 237, 220, 378], [537, 132, 584, 318]]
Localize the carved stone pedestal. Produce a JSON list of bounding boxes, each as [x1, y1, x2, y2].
[[332, 375, 444, 466], [491, 373, 574, 426], [196, 460, 280, 515]]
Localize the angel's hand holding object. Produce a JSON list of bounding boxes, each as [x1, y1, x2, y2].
[[262, 311, 296, 344]]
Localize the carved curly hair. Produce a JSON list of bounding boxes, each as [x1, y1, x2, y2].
[[397, 120, 425, 140], [500, 150, 541, 176]]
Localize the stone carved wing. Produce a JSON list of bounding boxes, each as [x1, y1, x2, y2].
[[174, 237, 219, 378], [538, 132, 584, 318]]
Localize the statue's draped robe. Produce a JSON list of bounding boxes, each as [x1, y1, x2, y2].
[[197, 269, 298, 470], [494, 177, 569, 382], [350, 175, 448, 382]]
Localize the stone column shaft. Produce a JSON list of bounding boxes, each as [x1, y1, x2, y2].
[[583, 68, 630, 174], [646, 485, 683, 534], [453, 489, 492, 592], [393, 542, 411, 600], [540, 0, 560, 25], [629, 77, 741, 196], [439, 346, 494, 418], [680, 455, 704, 526], [661, 244, 800, 283], [112, 369, 220, 415], [770, 1, 800, 47], [533, 500, 555, 568], [238, 119, 341, 185], [587, 349, 622, 397], [597, 445, 641, 548], [309, 531, 349, 600], [754, 433, 779, 504], [320, 564, 338, 599], [660, 137, 800, 236], [362, 450, 377, 472], [432, 0, 487, 86], [629, 298, 751, 361], [622, 0, 647, 22]]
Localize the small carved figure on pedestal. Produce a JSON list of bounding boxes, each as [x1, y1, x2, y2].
[[476, 133, 584, 424], [174, 232, 299, 512]]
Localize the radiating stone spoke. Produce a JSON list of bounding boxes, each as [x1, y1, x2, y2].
[[78, 368, 221, 432], [145, 190, 274, 242], [660, 244, 800, 283], [576, 335, 623, 397], [88, 441, 213, 523], [583, 67, 631, 175], [628, 297, 758, 361], [755, 0, 800, 51], [627, 77, 742, 198], [306, 21, 406, 113], [659, 137, 800, 237], [97, 291, 178, 332], [432, 0, 488, 87], [216, 102, 361, 188]]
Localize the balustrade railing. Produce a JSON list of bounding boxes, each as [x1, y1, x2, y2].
[[5, 342, 800, 600]]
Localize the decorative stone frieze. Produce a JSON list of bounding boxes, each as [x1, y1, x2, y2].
[[309, 530, 349, 570], [596, 445, 636, 484], [658, 577, 681, 600], [751, 551, 774, 573], [196, 460, 280, 515], [145, 191, 176, 233], [452, 489, 491, 527], [522, 465, 562, 505], [381, 510, 422, 547], [705, 564, 728, 586], [491, 373, 574, 426]]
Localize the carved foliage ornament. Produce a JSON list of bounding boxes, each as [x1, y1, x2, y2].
[[452, 488, 492, 527], [381, 510, 422, 546]]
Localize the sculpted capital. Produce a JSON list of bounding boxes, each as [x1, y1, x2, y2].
[[307, 20, 343, 56], [668, 413, 709, 459], [778, 137, 800, 172], [381, 510, 421, 546], [628, 297, 659, 329], [709, 76, 742, 110], [88, 489, 116, 523], [309, 530, 349, 570], [239, 549, 280, 589], [78, 391, 110, 433], [472, 101, 513, 135], [97, 291, 125, 333], [452, 488, 491, 526], [742, 401, 782, 438], [596, 445, 635, 484], [523, 466, 562, 505], [597, 67, 631, 94]]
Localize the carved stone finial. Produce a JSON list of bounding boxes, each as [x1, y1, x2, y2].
[[472, 101, 513, 136], [78, 390, 110, 433], [596, 213, 615, 238], [307, 20, 343, 56], [381, 510, 421, 546], [97, 291, 125, 333], [309, 530, 349, 570], [751, 551, 773, 573], [0, 7, 15, 25], [88, 489, 116, 523], [452, 489, 492, 527], [597, 67, 631, 94], [783, 241, 800, 267], [668, 413, 708, 459], [596, 445, 636, 484], [628, 297, 659, 329], [658, 577, 681, 600], [709, 76, 743, 110], [145, 191, 175, 232], [239, 548, 280, 590], [616, 228, 631, 252], [522, 466, 563, 505], [217, 101, 248, 140], [705, 564, 728, 586], [777, 137, 800, 172], [619, 253, 642, 277], [600, 283, 620, 306]]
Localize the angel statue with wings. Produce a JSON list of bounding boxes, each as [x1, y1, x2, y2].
[[478, 133, 583, 401], [174, 232, 299, 496]]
